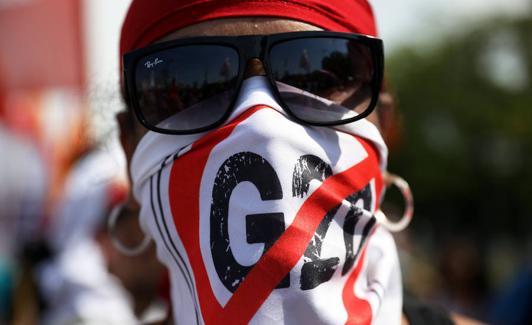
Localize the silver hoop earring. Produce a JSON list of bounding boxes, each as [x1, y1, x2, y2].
[[375, 172, 414, 232], [107, 203, 151, 256]]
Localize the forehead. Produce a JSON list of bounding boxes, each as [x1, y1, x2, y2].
[[157, 17, 323, 42]]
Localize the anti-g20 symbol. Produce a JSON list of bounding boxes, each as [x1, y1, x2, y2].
[[210, 152, 374, 293]]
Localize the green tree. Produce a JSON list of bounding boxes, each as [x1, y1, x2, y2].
[[387, 16, 532, 241]]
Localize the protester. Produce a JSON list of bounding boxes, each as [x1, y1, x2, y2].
[[116, 1, 481, 324], [0, 73, 48, 323], [37, 147, 167, 324]]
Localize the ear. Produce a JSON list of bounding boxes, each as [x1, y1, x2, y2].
[[116, 111, 149, 202], [376, 92, 402, 150]]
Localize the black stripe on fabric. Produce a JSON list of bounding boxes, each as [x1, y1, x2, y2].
[[149, 174, 200, 325], [155, 164, 199, 295], [156, 161, 203, 324]]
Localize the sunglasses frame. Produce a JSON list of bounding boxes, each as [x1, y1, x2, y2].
[[123, 31, 384, 135]]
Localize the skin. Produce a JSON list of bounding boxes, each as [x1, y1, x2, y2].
[[97, 208, 164, 318], [117, 17, 483, 325]]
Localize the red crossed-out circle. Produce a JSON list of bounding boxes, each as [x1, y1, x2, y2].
[[168, 105, 383, 324]]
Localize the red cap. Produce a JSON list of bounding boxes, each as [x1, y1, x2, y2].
[[120, 0, 378, 57]]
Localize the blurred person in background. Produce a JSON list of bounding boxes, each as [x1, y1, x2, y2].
[[36, 146, 167, 325], [436, 238, 489, 320], [0, 72, 48, 324], [489, 241, 532, 325], [1, 8, 169, 323], [115, 1, 484, 324]]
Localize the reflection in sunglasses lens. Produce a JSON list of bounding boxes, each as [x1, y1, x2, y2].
[[135, 45, 239, 131], [270, 38, 374, 123]]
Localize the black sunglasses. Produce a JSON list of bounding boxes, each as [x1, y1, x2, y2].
[[123, 31, 384, 134]]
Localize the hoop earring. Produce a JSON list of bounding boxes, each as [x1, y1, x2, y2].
[[107, 203, 151, 256], [375, 172, 414, 232]]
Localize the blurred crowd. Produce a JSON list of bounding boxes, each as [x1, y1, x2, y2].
[[0, 113, 169, 324]]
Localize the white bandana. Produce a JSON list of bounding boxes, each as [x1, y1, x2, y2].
[[131, 76, 402, 325]]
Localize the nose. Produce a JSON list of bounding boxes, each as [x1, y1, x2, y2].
[[244, 58, 267, 78]]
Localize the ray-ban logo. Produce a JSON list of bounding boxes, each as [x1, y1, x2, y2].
[[145, 58, 163, 69]]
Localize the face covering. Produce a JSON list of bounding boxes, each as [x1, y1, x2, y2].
[[130, 76, 402, 325]]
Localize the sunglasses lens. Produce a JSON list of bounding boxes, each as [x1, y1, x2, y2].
[[269, 37, 376, 124], [134, 45, 239, 132]]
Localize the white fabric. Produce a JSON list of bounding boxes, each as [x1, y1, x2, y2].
[[47, 143, 127, 252], [0, 124, 46, 254], [39, 146, 134, 325], [130, 76, 401, 325], [39, 239, 139, 325], [48, 142, 127, 252]]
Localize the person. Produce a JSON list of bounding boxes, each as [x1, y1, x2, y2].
[[36, 147, 167, 324], [116, 1, 473, 324], [0, 74, 48, 324]]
